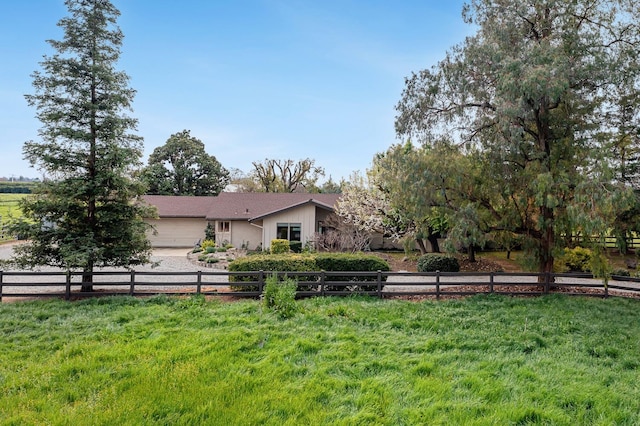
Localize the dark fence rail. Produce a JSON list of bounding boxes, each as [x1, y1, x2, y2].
[[572, 235, 639, 249], [2, 270, 640, 302]]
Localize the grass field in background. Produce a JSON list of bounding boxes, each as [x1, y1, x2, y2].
[[0, 194, 26, 241], [0, 193, 26, 221], [1, 295, 639, 425]]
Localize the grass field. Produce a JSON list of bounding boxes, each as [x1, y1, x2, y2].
[[0, 194, 25, 221], [1, 295, 640, 424], [0, 194, 26, 242]]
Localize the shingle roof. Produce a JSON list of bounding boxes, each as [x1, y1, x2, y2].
[[142, 194, 215, 218], [143, 193, 341, 221]]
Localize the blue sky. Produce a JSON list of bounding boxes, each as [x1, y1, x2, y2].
[[0, 0, 471, 182]]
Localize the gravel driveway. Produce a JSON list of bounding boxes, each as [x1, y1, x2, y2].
[[0, 243, 230, 298]]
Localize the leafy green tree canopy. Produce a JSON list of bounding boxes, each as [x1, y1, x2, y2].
[[7, 0, 154, 290], [395, 0, 640, 273], [142, 130, 230, 196]]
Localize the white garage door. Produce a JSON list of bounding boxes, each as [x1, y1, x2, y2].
[[146, 218, 207, 248]]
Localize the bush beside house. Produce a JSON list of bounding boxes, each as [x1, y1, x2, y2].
[[314, 253, 390, 292], [228, 252, 390, 293]]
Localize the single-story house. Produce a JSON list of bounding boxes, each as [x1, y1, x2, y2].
[[143, 193, 342, 250]]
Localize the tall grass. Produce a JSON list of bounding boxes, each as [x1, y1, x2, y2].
[[1, 295, 639, 424]]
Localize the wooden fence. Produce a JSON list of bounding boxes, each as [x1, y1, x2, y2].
[[1, 270, 640, 302], [572, 235, 639, 250]]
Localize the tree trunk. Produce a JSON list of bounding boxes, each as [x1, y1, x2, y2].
[[415, 239, 428, 254], [81, 264, 94, 293], [468, 245, 476, 262], [427, 234, 440, 253], [538, 206, 556, 284]]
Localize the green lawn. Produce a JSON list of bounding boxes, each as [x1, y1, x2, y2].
[[1, 295, 640, 425]]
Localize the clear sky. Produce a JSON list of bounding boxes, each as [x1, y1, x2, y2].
[[0, 0, 472, 182]]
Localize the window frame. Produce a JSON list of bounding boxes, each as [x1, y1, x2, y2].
[[217, 221, 230, 233], [276, 222, 301, 242]]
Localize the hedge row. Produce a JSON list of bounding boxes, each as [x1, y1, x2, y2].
[[228, 253, 390, 292]]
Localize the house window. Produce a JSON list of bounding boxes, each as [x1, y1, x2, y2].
[[218, 221, 230, 233], [277, 223, 301, 241]]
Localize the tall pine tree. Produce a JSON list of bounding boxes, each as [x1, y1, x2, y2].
[[8, 0, 154, 291]]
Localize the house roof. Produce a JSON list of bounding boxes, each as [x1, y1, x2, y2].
[[143, 192, 342, 221], [248, 197, 338, 221], [143, 194, 215, 218]]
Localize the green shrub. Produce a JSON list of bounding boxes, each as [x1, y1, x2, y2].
[[216, 247, 228, 253], [206, 258, 219, 264], [228, 253, 390, 293], [205, 246, 216, 254], [201, 239, 216, 251], [417, 254, 460, 272], [314, 253, 390, 292], [205, 222, 215, 240], [263, 274, 298, 319], [228, 254, 319, 291], [270, 239, 290, 254], [612, 268, 630, 277], [556, 247, 593, 272], [198, 254, 209, 262]]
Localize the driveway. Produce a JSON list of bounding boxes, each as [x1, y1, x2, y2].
[[2, 242, 196, 266], [0, 243, 229, 299]]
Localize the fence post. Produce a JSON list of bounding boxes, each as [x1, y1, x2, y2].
[[436, 270, 440, 300], [320, 271, 326, 296], [65, 271, 71, 301], [0, 270, 3, 303], [377, 270, 382, 298], [489, 272, 494, 294], [129, 271, 135, 296], [197, 271, 202, 295], [258, 270, 264, 293]]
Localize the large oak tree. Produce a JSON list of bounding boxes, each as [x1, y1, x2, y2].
[[142, 130, 229, 196], [395, 0, 640, 275], [7, 0, 154, 291]]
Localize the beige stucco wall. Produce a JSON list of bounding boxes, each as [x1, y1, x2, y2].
[[315, 208, 334, 225], [261, 204, 319, 250], [227, 221, 262, 251], [146, 217, 207, 248], [147, 206, 334, 251]]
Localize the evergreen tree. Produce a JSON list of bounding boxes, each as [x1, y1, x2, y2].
[[8, 0, 154, 291]]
